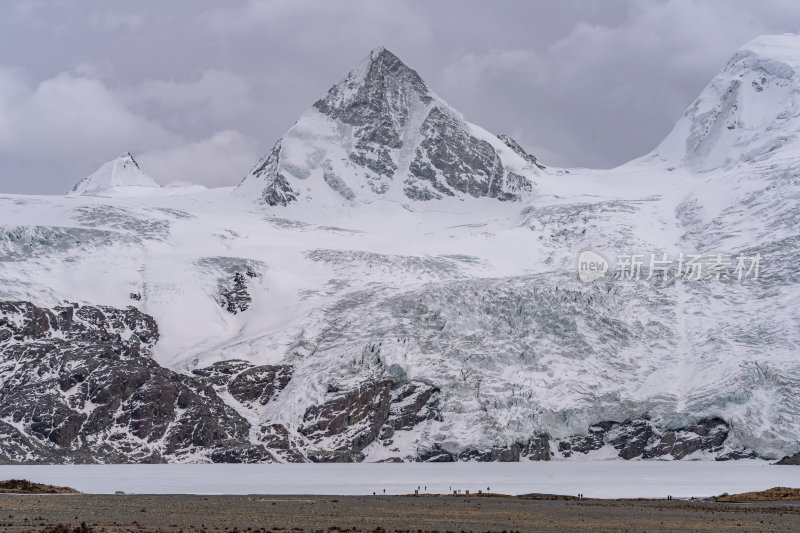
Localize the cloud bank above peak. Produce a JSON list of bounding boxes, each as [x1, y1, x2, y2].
[[1, 0, 799, 193]]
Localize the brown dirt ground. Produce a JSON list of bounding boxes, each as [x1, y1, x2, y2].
[[714, 486, 800, 502], [0, 480, 78, 495], [0, 494, 799, 533]]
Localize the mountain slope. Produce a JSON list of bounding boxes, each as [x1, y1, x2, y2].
[[656, 33, 800, 172], [1, 36, 800, 464]]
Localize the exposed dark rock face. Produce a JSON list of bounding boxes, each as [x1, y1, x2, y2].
[[228, 365, 293, 407], [458, 445, 520, 462], [257, 423, 306, 463], [210, 444, 275, 464], [408, 107, 514, 201], [0, 301, 270, 464], [521, 435, 553, 461], [219, 271, 255, 314], [456, 434, 552, 463], [417, 444, 454, 463], [717, 448, 759, 461], [557, 418, 749, 460], [559, 422, 614, 457], [497, 134, 546, 169], [384, 382, 441, 431], [247, 141, 298, 207], [314, 47, 430, 186], [193, 360, 293, 409], [609, 419, 655, 460], [191, 359, 255, 386], [775, 451, 800, 465], [192, 360, 304, 462], [300, 380, 393, 460], [640, 417, 728, 459]]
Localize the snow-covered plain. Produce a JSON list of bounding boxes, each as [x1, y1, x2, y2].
[[0, 461, 795, 498]]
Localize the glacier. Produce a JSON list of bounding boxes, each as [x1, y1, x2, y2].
[[1, 35, 800, 464]]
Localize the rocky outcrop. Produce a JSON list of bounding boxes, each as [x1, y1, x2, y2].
[[556, 418, 752, 460], [257, 423, 306, 463], [521, 435, 553, 461], [384, 382, 441, 431], [193, 360, 293, 409], [417, 444, 454, 463], [245, 140, 298, 207], [454, 434, 552, 463], [775, 451, 800, 465], [300, 380, 392, 461], [641, 418, 728, 459], [408, 107, 518, 201], [458, 445, 521, 462], [219, 271, 257, 315], [558, 422, 613, 457], [0, 301, 272, 464]]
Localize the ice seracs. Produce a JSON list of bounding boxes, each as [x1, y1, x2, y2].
[[236, 46, 540, 207], [68, 152, 160, 196]]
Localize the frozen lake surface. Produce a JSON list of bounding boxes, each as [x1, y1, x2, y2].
[[0, 461, 797, 498]]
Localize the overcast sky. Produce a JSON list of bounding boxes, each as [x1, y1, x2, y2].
[[1, 0, 799, 194]]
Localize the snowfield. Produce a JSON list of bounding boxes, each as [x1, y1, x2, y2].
[[0, 461, 794, 498], [1, 35, 800, 464]]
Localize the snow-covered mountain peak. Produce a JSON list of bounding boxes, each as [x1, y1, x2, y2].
[[657, 33, 800, 171], [237, 47, 540, 208], [68, 152, 160, 196]]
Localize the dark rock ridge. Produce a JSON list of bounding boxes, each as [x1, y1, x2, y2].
[[497, 134, 546, 170], [245, 140, 297, 207], [240, 47, 536, 205], [557, 418, 757, 461]]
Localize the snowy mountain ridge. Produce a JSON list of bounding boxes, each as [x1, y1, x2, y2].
[[68, 152, 160, 196], [1, 35, 800, 464], [657, 33, 800, 172]]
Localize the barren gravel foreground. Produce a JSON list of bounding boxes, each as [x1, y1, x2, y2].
[[1, 495, 800, 533]]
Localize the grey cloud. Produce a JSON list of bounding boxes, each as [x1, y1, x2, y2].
[[0, 0, 799, 193]]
